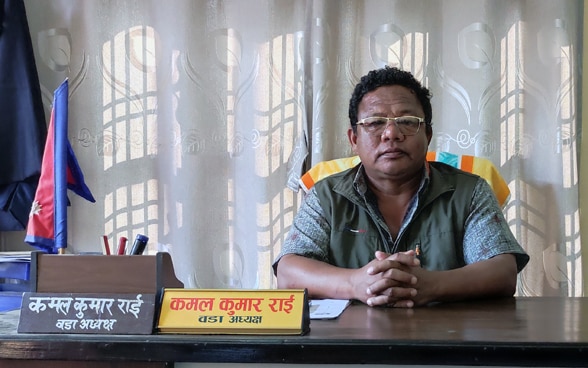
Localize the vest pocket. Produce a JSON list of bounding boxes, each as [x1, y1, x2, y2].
[[330, 224, 382, 268], [411, 231, 464, 270]]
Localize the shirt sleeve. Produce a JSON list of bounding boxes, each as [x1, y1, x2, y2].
[[463, 178, 530, 271], [272, 188, 331, 274]]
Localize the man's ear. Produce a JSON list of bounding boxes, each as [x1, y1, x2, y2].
[[348, 127, 358, 153]]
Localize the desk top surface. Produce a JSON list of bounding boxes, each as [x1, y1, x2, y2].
[[1, 296, 587, 366]]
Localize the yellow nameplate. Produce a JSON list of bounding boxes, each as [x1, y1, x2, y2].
[[157, 289, 310, 335]]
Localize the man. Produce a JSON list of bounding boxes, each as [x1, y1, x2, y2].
[[273, 66, 529, 308]]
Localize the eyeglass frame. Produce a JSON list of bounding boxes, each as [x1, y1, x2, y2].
[[354, 116, 429, 136]]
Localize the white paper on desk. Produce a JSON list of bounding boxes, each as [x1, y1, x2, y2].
[[0, 251, 31, 262], [309, 299, 350, 319]]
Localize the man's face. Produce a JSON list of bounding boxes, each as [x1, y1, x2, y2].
[[348, 85, 431, 182]]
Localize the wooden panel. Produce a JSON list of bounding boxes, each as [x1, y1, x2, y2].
[[312, 296, 588, 342], [31, 252, 183, 294], [1, 297, 588, 366], [1, 362, 170, 368]]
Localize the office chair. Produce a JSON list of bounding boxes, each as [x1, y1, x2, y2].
[[299, 151, 510, 207]]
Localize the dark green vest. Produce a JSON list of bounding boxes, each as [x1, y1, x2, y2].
[[313, 162, 478, 271]]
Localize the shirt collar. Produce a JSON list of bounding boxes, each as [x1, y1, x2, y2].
[[353, 161, 431, 196]]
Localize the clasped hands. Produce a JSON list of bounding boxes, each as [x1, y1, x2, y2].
[[354, 250, 427, 308]]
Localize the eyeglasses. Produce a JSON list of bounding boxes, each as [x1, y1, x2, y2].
[[355, 116, 426, 136]]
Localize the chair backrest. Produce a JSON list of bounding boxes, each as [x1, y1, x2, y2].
[[299, 151, 510, 207]]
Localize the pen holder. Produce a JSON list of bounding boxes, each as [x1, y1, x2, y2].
[[30, 251, 183, 298], [18, 252, 184, 336]]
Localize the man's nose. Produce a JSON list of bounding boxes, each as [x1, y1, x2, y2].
[[381, 121, 403, 140]]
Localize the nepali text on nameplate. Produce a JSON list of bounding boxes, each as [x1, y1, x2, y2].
[[157, 288, 310, 335], [17, 292, 156, 334]]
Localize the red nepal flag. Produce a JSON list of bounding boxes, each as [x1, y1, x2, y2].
[[24, 79, 95, 254]]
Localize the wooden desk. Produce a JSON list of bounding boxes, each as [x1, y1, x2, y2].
[[0, 297, 587, 367]]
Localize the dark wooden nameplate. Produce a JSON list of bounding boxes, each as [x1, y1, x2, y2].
[[18, 292, 155, 334]]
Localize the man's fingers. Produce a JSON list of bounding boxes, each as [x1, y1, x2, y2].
[[375, 250, 390, 260], [368, 251, 420, 275], [366, 287, 417, 307], [387, 251, 420, 266]]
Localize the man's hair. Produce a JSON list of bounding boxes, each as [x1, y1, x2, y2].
[[348, 66, 432, 133]]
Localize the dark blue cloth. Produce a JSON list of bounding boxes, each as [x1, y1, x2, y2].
[[0, 0, 47, 230]]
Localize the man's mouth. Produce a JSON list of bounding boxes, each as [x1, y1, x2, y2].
[[378, 149, 406, 159]]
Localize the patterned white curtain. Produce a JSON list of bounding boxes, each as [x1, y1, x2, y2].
[[1, 0, 583, 296]]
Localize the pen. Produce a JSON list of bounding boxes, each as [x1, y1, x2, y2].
[[102, 235, 111, 255], [117, 236, 127, 255], [130, 234, 149, 255]]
